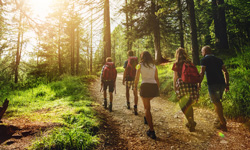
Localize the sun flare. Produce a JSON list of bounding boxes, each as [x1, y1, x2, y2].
[[29, 0, 52, 19]]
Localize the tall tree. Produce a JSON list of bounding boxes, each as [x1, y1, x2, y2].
[[178, 0, 184, 48], [14, 0, 25, 83], [90, 8, 93, 74], [151, 0, 162, 64], [186, 0, 199, 65], [212, 0, 229, 51], [103, 0, 111, 63]]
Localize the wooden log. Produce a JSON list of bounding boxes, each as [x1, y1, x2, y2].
[[0, 98, 9, 120]]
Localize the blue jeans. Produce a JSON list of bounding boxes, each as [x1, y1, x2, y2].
[[208, 84, 226, 103]]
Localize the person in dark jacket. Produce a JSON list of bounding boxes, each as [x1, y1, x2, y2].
[[200, 46, 229, 131]]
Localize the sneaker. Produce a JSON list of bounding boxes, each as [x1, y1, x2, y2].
[[103, 99, 107, 109], [147, 129, 156, 139], [109, 103, 112, 112], [127, 102, 130, 109], [215, 124, 227, 132], [144, 116, 148, 124], [134, 105, 138, 115], [186, 121, 196, 132]]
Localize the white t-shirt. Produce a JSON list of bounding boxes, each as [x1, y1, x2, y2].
[[140, 63, 157, 84]]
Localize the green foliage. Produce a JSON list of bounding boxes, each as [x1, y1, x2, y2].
[[222, 49, 250, 118], [116, 67, 125, 73], [3, 76, 99, 149], [31, 127, 99, 150], [157, 64, 176, 102]]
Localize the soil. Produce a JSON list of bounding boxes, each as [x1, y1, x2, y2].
[[91, 73, 250, 150], [0, 72, 249, 150], [0, 118, 60, 150]]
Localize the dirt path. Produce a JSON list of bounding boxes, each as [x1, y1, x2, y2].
[[91, 73, 250, 150]]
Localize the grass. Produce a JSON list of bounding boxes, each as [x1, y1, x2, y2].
[[2, 76, 99, 150]]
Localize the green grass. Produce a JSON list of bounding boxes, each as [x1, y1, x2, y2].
[[2, 76, 99, 150]]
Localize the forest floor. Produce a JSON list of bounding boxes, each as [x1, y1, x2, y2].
[[91, 73, 250, 150], [0, 73, 250, 150]]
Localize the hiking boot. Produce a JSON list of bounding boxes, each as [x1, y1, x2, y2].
[[103, 99, 107, 109], [109, 103, 112, 112], [215, 124, 227, 132], [127, 101, 130, 109], [134, 105, 138, 115], [144, 116, 148, 124], [186, 121, 197, 132], [147, 129, 156, 139]]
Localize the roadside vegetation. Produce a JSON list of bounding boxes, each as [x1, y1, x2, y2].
[[0, 76, 99, 150]]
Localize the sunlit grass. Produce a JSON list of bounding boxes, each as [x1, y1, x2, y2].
[[4, 75, 99, 149]]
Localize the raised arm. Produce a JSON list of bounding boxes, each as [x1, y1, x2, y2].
[[134, 67, 141, 89], [173, 71, 178, 91], [199, 66, 206, 83]]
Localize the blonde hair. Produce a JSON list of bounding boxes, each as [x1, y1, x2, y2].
[[175, 47, 190, 69], [106, 57, 112, 62]]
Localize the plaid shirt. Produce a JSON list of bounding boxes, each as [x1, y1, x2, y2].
[[175, 78, 199, 101]]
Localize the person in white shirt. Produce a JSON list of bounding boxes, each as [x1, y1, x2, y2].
[[134, 51, 159, 139]]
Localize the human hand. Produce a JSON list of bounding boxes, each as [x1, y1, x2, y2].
[[122, 80, 125, 85]]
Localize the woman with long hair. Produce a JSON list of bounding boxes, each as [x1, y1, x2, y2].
[[134, 51, 159, 139], [172, 47, 199, 132]]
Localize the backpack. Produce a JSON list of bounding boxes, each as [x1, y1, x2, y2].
[[126, 56, 138, 80], [181, 62, 200, 84], [102, 62, 117, 81]]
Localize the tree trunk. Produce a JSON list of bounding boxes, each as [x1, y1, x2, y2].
[[0, 99, 9, 120], [186, 0, 200, 65], [151, 0, 162, 64], [90, 10, 93, 75], [70, 22, 75, 76], [76, 27, 80, 75], [178, 0, 184, 48], [104, 0, 111, 62], [212, 0, 229, 51], [15, 10, 22, 83], [58, 18, 62, 75]]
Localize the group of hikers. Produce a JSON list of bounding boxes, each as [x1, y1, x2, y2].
[[100, 45, 230, 140]]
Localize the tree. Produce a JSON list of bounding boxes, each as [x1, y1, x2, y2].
[[103, 0, 111, 63], [212, 0, 229, 51], [178, 0, 184, 48], [186, 0, 199, 65]]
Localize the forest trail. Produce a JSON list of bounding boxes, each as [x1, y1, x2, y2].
[[91, 73, 250, 150]]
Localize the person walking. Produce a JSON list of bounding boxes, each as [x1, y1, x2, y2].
[[134, 51, 159, 139], [100, 57, 117, 112], [123, 50, 139, 115], [200, 46, 229, 131], [172, 47, 199, 132]]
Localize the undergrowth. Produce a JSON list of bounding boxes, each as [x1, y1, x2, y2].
[[1, 75, 99, 150]]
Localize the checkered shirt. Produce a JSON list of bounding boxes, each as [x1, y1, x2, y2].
[[175, 78, 199, 101]]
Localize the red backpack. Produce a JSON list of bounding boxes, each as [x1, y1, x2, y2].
[[102, 62, 117, 81], [126, 56, 138, 80], [181, 62, 200, 84]]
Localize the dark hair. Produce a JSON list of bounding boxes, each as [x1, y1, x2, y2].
[[175, 47, 190, 69], [127, 50, 134, 56], [106, 57, 112, 62], [140, 51, 154, 68]]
